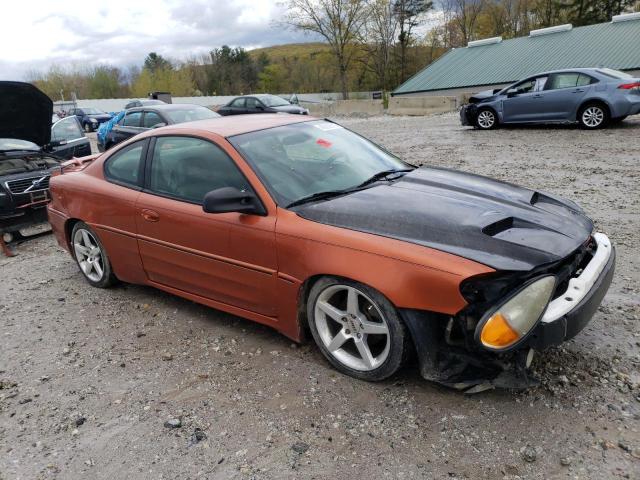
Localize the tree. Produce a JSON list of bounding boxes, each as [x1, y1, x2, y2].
[[283, 0, 370, 99], [442, 0, 487, 45], [393, 0, 432, 83], [363, 0, 398, 90], [143, 52, 172, 72]]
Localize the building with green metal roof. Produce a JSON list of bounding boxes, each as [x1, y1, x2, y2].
[[393, 12, 640, 97]]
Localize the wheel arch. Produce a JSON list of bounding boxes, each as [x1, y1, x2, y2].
[[475, 105, 500, 127], [577, 98, 611, 121], [64, 218, 82, 249]]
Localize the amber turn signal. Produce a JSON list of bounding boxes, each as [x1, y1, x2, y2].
[[480, 312, 519, 348]]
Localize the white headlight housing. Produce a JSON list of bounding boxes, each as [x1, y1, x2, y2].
[[477, 275, 556, 351]]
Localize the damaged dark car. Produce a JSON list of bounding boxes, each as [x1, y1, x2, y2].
[[0, 82, 70, 254]]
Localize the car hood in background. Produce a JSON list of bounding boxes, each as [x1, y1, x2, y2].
[[468, 89, 502, 104], [294, 167, 593, 271], [0, 81, 53, 147], [86, 114, 112, 121], [271, 105, 307, 114]]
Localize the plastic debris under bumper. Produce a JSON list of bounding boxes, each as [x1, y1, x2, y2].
[[528, 233, 615, 350]]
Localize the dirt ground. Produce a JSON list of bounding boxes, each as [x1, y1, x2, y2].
[[1, 115, 639, 480]]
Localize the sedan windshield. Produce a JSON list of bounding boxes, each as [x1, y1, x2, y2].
[[260, 95, 291, 107], [83, 108, 106, 115], [0, 138, 40, 152], [229, 120, 411, 207], [164, 106, 220, 123]]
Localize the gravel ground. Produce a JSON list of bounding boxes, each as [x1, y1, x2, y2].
[[1, 115, 639, 480]]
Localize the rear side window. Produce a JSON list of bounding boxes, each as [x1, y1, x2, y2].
[[143, 111, 163, 128], [104, 141, 145, 187], [577, 74, 596, 86], [123, 111, 142, 127], [546, 73, 580, 90], [148, 136, 250, 204]]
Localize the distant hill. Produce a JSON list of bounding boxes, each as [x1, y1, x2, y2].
[[248, 42, 332, 61]]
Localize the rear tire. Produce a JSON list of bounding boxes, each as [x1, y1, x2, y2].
[[475, 108, 498, 130], [307, 277, 409, 381], [578, 103, 609, 129], [71, 222, 117, 288]]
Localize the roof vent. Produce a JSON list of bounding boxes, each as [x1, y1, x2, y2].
[[467, 36, 503, 48], [612, 12, 640, 23], [529, 24, 572, 37]]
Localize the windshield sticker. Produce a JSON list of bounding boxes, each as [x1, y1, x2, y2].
[[316, 138, 332, 148], [313, 122, 343, 131]]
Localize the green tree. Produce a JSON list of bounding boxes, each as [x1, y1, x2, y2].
[[393, 0, 432, 83], [143, 52, 172, 72]]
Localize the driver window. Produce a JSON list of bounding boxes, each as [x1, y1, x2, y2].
[[513, 79, 536, 94], [231, 98, 246, 108], [52, 117, 83, 142], [534, 77, 548, 91], [149, 136, 250, 204], [246, 98, 259, 109]]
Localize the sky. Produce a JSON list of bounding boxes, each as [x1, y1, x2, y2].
[[0, 0, 312, 80]]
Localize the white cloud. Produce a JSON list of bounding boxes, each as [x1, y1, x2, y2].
[[0, 0, 310, 80]]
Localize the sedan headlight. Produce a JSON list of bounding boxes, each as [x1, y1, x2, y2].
[[476, 276, 556, 351], [90, 118, 98, 123]]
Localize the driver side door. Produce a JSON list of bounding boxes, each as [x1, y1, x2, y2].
[[501, 77, 545, 123], [134, 135, 278, 316]]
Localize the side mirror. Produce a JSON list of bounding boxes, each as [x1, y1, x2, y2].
[[151, 122, 167, 129], [507, 88, 518, 98], [203, 187, 265, 215]]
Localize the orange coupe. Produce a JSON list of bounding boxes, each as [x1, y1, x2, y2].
[[48, 114, 615, 390]]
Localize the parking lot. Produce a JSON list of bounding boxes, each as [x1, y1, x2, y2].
[[1, 113, 639, 479]]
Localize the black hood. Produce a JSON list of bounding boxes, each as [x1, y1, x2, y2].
[[271, 105, 306, 114], [0, 81, 53, 146], [294, 167, 593, 271]]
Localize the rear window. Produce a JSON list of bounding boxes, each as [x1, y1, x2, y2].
[[163, 107, 219, 124], [597, 68, 633, 79]]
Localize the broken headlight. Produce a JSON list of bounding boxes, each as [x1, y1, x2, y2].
[[475, 275, 556, 351]]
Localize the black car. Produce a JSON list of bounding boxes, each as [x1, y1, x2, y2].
[[102, 104, 220, 151], [67, 107, 112, 132], [0, 82, 84, 254], [217, 94, 309, 116], [124, 99, 166, 110]]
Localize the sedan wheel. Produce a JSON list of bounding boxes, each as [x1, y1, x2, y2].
[[579, 105, 608, 129], [307, 277, 408, 381], [71, 222, 116, 288], [476, 109, 497, 130]]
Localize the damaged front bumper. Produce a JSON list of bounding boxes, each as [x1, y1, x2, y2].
[[402, 233, 615, 392]]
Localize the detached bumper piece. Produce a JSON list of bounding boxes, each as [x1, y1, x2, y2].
[[528, 233, 615, 350], [459, 104, 477, 126]]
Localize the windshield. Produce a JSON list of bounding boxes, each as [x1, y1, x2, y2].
[[83, 108, 106, 115], [597, 68, 633, 79], [261, 95, 291, 107], [164, 106, 220, 123], [0, 138, 40, 152], [229, 120, 410, 207]]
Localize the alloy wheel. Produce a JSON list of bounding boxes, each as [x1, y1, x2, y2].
[[582, 106, 604, 128], [73, 228, 105, 282], [477, 110, 495, 129], [313, 284, 390, 371]]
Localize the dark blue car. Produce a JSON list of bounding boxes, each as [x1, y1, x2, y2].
[[67, 107, 112, 133]]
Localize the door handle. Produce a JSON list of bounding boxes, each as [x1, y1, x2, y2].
[[141, 209, 160, 222], [572, 89, 585, 93], [533, 94, 543, 98]]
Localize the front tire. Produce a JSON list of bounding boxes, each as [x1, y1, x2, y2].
[[475, 108, 498, 130], [71, 222, 117, 288], [307, 277, 408, 381], [579, 103, 609, 129]]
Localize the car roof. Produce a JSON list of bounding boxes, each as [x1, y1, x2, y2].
[[525, 67, 606, 77], [167, 113, 317, 138], [127, 104, 211, 112]]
